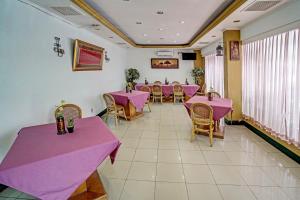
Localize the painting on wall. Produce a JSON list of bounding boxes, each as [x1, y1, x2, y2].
[[230, 41, 240, 60], [151, 58, 179, 69], [72, 39, 104, 71]]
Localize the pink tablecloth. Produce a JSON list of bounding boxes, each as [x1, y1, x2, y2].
[[0, 117, 120, 200], [184, 96, 232, 120], [135, 83, 200, 97], [110, 90, 149, 111]]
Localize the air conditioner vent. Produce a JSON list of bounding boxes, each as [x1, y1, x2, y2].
[[51, 6, 82, 16], [244, 1, 281, 11], [116, 42, 127, 45], [198, 42, 209, 45]]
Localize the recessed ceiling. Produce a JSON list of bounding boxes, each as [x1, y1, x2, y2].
[[27, 0, 289, 49], [84, 0, 234, 45]]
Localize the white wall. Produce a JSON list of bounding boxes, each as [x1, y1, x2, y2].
[[127, 48, 194, 83], [241, 0, 300, 40], [0, 0, 127, 161]]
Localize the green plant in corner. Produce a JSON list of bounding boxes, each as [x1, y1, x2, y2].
[[125, 68, 140, 83], [191, 68, 205, 84]]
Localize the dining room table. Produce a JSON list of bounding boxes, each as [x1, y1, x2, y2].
[[184, 95, 233, 138], [0, 116, 120, 200], [135, 83, 200, 99], [110, 90, 150, 120]]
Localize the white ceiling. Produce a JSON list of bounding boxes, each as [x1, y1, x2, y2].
[[85, 0, 232, 45], [27, 0, 290, 49]]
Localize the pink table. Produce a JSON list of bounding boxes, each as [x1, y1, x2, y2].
[[0, 117, 120, 200], [135, 83, 200, 97], [110, 90, 149, 120], [110, 90, 149, 111], [184, 96, 232, 120], [184, 96, 232, 139]]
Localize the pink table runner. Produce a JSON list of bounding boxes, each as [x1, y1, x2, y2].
[[135, 83, 200, 97], [184, 96, 232, 120], [110, 90, 149, 111], [0, 117, 120, 200]]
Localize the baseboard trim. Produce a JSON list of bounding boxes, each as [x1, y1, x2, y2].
[[243, 120, 300, 164], [224, 118, 244, 125], [97, 109, 107, 118], [0, 184, 7, 192]]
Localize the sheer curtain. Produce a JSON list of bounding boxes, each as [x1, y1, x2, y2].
[[242, 28, 300, 146], [205, 54, 224, 97]]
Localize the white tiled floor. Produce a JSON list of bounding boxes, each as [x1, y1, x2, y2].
[[0, 103, 299, 200]]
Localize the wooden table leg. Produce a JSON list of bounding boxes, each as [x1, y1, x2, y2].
[[212, 120, 225, 139], [69, 170, 107, 200], [122, 102, 144, 120]]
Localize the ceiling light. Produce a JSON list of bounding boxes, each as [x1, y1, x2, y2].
[[176, 33, 180, 36], [180, 21, 185, 24], [159, 28, 164, 31], [174, 40, 177, 43], [156, 10, 164, 15], [233, 20, 240, 23], [136, 21, 142, 24], [143, 33, 147, 37]]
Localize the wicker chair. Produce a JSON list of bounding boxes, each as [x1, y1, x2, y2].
[[173, 84, 184, 103], [196, 83, 206, 96], [139, 86, 151, 112], [152, 84, 163, 103], [153, 81, 162, 85], [172, 81, 180, 85], [103, 93, 127, 126], [190, 103, 214, 146], [55, 104, 82, 122], [207, 91, 221, 98]]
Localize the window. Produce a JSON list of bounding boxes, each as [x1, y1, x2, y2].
[[205, 54, 224, 97], [242, 29, 300, 146]]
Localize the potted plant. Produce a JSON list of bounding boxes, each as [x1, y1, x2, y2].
[[67, 118, 74, 133], [191, 68, 205, 85], [126, 68, 140, 88]]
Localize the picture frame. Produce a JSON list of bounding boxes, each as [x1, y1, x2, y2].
[[151, 58, 179, 69], [230, 41, 240, 60], [72, 39, 104, 71]]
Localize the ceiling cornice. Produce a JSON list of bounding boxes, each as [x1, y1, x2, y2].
[[71, 0, 246, 48]]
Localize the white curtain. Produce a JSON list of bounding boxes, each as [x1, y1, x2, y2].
[[205, 54, 224, 97], [242, 28, 300, 146]]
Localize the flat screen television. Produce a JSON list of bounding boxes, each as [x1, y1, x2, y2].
[[182, 53, 196, 60]]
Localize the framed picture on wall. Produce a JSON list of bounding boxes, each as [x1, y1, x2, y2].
[[151, 58, 179, 69], [72, 39, 104, 71], [230, 41, 240, 60]]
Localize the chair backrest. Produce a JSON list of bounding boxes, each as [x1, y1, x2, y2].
[[103, 93, 116, 112], [173, 84, 183, 94], [207, 91, 221, 98], [152, 84, 162, 95], [153, 81, 162, 85], [172, 81, 180, 84], [139, 86, 151, 93], [190, 103, 213, 123], [55, 103, 82, 120]]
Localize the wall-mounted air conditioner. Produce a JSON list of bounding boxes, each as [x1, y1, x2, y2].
[[156, 50, 174, 57]]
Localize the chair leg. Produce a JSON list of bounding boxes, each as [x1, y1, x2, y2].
[[209, 126, 213, 147], [114, 114, 118, 126], [122, 108, 127, 121], [231, 110, 233, 125], [190, 126, 196, 142], [148, 103, 151, 112], [105, 112, 109, 122]]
